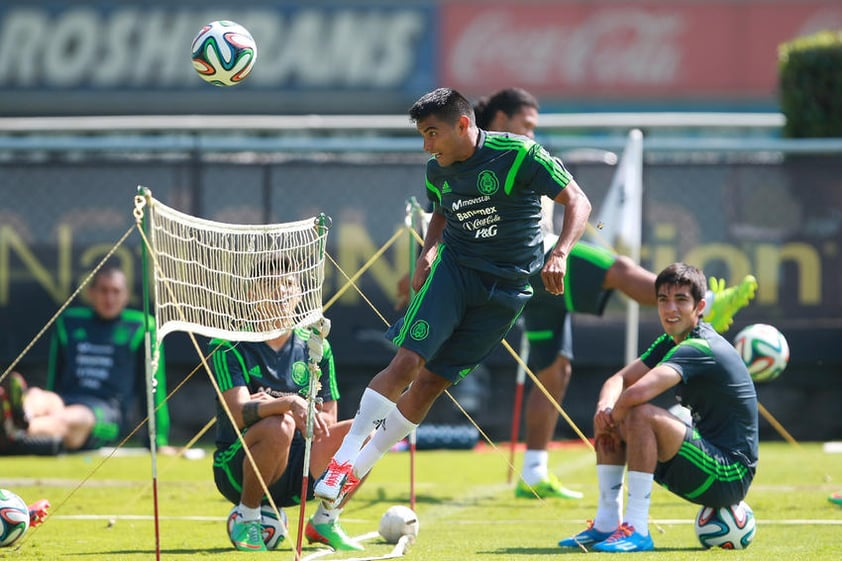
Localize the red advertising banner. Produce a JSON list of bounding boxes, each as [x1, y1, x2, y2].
[[441, 1, 842, 100]]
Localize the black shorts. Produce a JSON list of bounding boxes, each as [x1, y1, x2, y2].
[[521, 296, 573, 372], [61, 393, 122, 450], [213, 434, 311, 508], [655, 425, 754, 508], [387, 245, 532, 383]]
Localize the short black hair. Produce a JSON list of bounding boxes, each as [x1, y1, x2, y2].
[[655, 262, 706, 304], [474, 88, 539, 130], [409, 87, 475, 126], [250, 254, 297, 280], [91, 260, 126, 286]]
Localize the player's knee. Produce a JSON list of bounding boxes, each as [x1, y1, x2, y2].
[[384, 349, 425, 389], [623, 403, 659, 430], [253, 415, 296, 446]]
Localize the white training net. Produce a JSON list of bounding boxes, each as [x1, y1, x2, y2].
[[139, 193, 329, 343]]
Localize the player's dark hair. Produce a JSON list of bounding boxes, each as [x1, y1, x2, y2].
[[409, 88, 475, 126], [91, 260, 126, 287], [474, 87, 539, 130], [251, 254, 297, 279], [655, 262, 707, 304]]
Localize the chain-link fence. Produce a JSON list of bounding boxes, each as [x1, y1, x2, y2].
[[2, 135, 840, 443]]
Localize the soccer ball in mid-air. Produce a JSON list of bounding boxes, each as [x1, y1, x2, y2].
[[227, 505, 288, 550], [694, 501, 756, 549], [0, 489, 29, 547], [191, 20, 257, 86], [733, 323, 790, 383], [378, 505, 419, 544]]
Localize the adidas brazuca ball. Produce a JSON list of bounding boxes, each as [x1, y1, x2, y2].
[[191, 20, 257, 86], [0, 489, 30, 547], [733, 323, 790, 383], [378, 505, 419, 545], [227, 505, 288, 550], [694, 501, 756, 549]]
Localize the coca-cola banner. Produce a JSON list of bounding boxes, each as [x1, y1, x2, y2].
[[442, 0, 842, 99]]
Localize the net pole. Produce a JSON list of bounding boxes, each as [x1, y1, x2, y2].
[[507, 326, 529, 484], [136, 186, 161, 561], [296, 214, 330, 561], [405, 199, 419, 512]]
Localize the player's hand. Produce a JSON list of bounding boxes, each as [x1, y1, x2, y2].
[[541, 252, 567, 295], [288, 395, 329, 438]]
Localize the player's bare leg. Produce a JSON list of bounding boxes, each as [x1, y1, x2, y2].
[[603, 256, 657, 306]]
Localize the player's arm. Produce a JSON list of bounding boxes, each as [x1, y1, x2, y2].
[[610, 364, 682, 426], [594, 359, 649, 437], [412, 210, 446, 293], [542, 178, 591, 295]]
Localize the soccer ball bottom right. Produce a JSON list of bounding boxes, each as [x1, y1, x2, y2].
[[694, 501, 756, 549]]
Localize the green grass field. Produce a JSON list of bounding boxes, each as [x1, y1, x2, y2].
[[1, 441, 840, 560]]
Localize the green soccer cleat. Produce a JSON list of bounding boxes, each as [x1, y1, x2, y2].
[[515, 474, 583, 500], [705, 275, 758, 334], [2, 372, 28, 431], [305, 518, 364, 551], [829, 492, 842, 506], [229, 516, 267, 552]]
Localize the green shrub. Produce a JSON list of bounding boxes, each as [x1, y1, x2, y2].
[[778, 30, 842, 138]]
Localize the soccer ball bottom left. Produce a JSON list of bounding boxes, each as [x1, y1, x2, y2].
[[694, 501, 756, 549], [0, 489, 30, 547]]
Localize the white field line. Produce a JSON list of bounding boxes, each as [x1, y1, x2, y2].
[[49, 514, 842, 526]]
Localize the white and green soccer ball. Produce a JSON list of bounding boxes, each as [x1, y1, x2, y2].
[[0, 489, 29, 547], [227, 504, 288, 550], [694, 501, 756, 549], [378, 505, 419, 544], [733, 323, 790, 383], [191, 20, 257, 86]]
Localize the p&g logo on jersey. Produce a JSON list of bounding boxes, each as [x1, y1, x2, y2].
[[477, 170, 499, 195]]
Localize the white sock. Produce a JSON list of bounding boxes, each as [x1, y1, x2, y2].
[[521, 449, 549, 485], [624, 470, 654, 536], [593, 464, 625, 533], [238, 503, 261, 522], [311, 503, 340, 525], [333, 388, 396, 465], [353, 407, 418, 479]]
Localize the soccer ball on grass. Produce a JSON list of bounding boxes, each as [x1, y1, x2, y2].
[[227, 504, 288, 550], [733, 323, 790, 383], [694, 501, 756, 549], [191, 20, 257, 86], [378, 505, 419, 544], [0, 489, 29, 547]]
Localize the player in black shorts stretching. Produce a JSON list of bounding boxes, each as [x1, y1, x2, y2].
[[314, 87, 592, 508], [558, 262, 758, 552]]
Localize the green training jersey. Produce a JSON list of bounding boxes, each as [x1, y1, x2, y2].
[[425, 130, 573, 281], [48, 306, 170, 446], [209, 329, 339, 449], [641, 322, 759, 469]]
